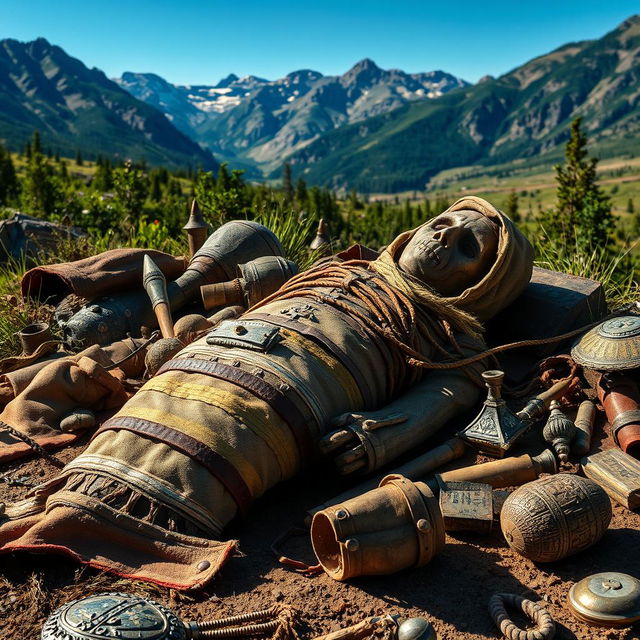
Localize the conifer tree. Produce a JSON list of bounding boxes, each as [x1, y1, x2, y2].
[[282, 164, 294, 203], [32, 130, 42, 155], [295, 177, 308, 206], [22, 147, 61, 215], [553, 117, 613, 247], [0, 144, 19, 206], [504, 191, 521, 223]]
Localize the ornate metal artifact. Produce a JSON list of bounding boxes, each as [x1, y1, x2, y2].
[[542, 401, 576, 462], [568, 572, 640, 627], [458, 370, 527, 457], [500, 474, 612, 562], [41, 593, 187, 640], [582, 448, 640, 510], [397, 618, 437, 640], [572, 315, 640, 370], [42, 593, 291, 640]]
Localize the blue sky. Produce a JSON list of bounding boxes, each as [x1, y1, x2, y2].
[[2, 1, 637, 85]]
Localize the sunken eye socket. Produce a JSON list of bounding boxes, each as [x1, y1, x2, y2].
[[460, 237, 477, 258]]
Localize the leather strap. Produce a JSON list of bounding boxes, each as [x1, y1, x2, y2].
[[93, 415, 253, 514], [247, 311, 376, 407], [157, 358, 313, 458]]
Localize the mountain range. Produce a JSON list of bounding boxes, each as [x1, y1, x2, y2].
[[117, 61, 468, 174], [0, 15, 638, 192], [281, 15, 640, 192], [0, 37, 216, 169]]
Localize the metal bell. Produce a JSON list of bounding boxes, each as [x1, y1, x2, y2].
[[397, 618, 437, 640], [568, 572, 640, 627]]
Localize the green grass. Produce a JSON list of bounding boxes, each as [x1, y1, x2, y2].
[[534, 231, 639, 309]]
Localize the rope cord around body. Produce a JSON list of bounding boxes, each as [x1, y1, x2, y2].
[[250, 260, 604, 389], [250, 260, 475, 389]]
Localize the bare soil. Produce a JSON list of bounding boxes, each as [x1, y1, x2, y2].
[[1, 412, 639, 640]]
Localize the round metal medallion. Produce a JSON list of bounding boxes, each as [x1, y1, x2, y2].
[[41, 592, 188, 640], [598, 316, 640, 339], [572, 316, 640, 371], [568, 572, 640, 627]]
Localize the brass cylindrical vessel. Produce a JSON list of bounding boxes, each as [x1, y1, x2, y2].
[[311, 474, 444, 580], [500, 474, 612, 562]]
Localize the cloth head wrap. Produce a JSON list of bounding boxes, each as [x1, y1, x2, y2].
[[372, 196, 533, 336]]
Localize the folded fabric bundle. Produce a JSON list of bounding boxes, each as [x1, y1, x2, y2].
[[21, 248, 187, 302]]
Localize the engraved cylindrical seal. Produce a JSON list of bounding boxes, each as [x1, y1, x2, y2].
[[500, 474, 612, 562]]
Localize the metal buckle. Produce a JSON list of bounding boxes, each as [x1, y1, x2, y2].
[[206, 320, 281, 352]]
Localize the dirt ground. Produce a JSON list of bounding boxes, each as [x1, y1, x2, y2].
[[1, 406, 639, 640]]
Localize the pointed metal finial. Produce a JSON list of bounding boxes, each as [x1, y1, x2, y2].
[[310, 218, 330, 251], [143, 254, 175, 339], [183, 198, 209, 258]]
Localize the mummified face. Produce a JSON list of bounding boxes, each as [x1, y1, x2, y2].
[[397, 209, 499, 296]]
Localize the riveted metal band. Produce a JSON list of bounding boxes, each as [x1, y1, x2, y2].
[[611, 409, 640, 444]]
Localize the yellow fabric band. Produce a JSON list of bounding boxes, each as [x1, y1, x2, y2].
[[279, 328, 363, 407], [119, 406, 263, 497], [139, 377, 297, 478]]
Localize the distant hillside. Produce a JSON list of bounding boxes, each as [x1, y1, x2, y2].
[[0, 38, 216, 169], [117, 60, 469, 173], [283, 15, 640, 192]]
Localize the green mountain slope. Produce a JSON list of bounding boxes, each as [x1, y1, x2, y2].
[[0, 38, 216, 169], [285, 16, 640, 192]]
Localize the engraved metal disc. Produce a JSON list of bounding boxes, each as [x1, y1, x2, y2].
[[41, 592, 188, 640], [568, 572, 640, 627], [571, 316, 640, 371]]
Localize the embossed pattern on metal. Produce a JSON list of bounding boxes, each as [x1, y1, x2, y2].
[[572, 316, 640, 370]]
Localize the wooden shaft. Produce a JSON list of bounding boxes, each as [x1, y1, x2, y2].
[[312, 617, 394, 640], [154, 301, 175, 339], [437, 451, 556, 488]]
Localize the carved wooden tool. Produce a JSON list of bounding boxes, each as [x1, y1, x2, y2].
[[312, 615, 398, 640], [435, 450, 557, 489], [572, 400, 596, 456]]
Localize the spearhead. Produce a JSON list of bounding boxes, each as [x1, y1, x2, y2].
[[143, 254, 174, 338], [143, 254, 169, 308]]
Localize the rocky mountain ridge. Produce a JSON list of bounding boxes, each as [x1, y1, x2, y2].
[[117, 59, 469, 172], [282, 15, 640, 192], [0, 37, 216, 169]]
